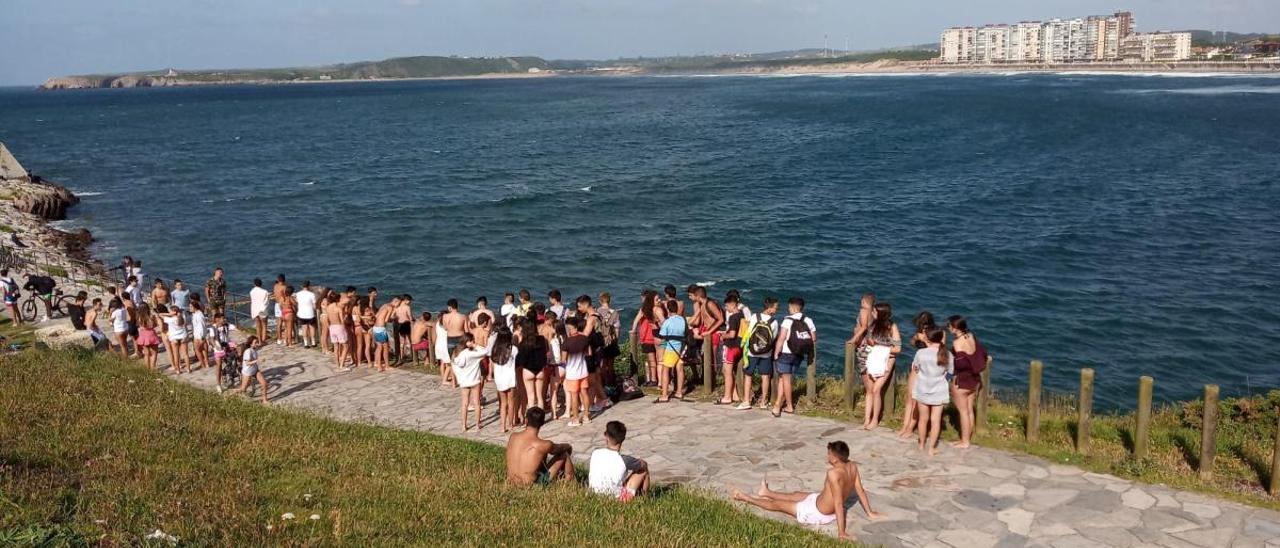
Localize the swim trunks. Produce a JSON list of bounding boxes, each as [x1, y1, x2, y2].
[[661, 349, 680, 369], [564, 377, 589, 392], [372, 326, 389, 343], [774, 353, 803, 375], [412, 339, 430, 352], [795, 493, 836, 525], [328, 325, 348, 344], [447, 335, 462, 354]]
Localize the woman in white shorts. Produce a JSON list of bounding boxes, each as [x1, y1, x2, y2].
[[158, 304, 192, 374], [238, 336, 269, 404], [190, 300, 210, 372], [488, 327, 519, 432]]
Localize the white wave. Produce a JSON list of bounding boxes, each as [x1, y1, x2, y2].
[[70, 190, 104, 197], [694, 278, 738, 287], [301, 181, 316, 186], [580, 186, 592, 192], [1119, 85, 1280, 95]]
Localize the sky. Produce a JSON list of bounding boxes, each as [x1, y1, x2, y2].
[[1, 0, 1275, 85]]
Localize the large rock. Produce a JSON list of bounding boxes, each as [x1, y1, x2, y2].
[[8, 178, 80, 221], [34, 319, 99, 350]]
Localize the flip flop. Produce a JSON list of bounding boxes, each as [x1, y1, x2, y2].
[[653, 398, 670, 404], [771, 410, 782, 418]]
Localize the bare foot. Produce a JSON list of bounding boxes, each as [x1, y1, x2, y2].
[[731, 489, 750, 502], [758, 477, 770, 497], [866, 511, 887, 521]]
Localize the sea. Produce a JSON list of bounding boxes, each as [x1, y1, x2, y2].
[[1, 72, 1278, 409]]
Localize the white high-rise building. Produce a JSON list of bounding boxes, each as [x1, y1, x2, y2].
[[1010, 22, 1044, 62], [1121, 32, 1192, 62], [941, 27, 976, 63], [975, 25, 1012, 63], [939, 10, 1136, 64], [1042, 18, 1086, 63]]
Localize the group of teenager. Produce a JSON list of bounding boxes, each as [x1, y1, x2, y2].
[[37, 260, 997, 538], [53, 260, 271, 404]]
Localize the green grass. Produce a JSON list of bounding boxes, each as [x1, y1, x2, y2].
[[0, 225, 15, 233], [0, 349, 844, 546]]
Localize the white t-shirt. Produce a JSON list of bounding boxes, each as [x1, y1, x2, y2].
[[745, 312, 776, 358], [111, 308, 128, 333], [163, 314, 187, 340], [295, 289, 317, 319], [242, 347, 259, 373], [452, 347, 487, 388], [500, 303, 516, 323], [564, 347, 588, 381], [190, 310, 207, 339], [779, 313, 816, 355], [549, 304, 565, 320], [126, 283, 143, 306], [589, 448, 642, 496], [249, 287, 270, 317]]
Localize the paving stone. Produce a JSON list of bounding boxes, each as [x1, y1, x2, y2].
[[1183, 502, 1223, 520], [1069, 489, 1121, 513], [954, 489, 1018, 512], [1029, 520, 1078, 538], [990, 483, 1027, 498], [1173, 527, 1238, 547], [938, 529, 999, 548], [998, 507, 1035, 536], [1123, 488, 1158, 510], [1244, 517, 1280, 539]]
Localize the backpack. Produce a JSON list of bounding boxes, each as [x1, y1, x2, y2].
[[617, 376, 645, 401], [746, 313, 775, 355], [595, 310, 619, 347], [787, 315, 814, 357]]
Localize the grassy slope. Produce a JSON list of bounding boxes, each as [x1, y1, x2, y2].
[[0, 349, 842, 546]]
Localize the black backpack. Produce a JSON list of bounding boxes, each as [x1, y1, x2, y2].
[[787, 315, 814, 357], [746, 313, 775, 356]]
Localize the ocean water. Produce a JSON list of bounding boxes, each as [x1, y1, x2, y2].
[[1, 73, 1278, 409]]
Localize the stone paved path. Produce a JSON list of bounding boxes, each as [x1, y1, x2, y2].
[[167, 343, 1280, 547]]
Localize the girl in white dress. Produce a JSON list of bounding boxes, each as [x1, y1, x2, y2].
[[488, 327, 519, 432], [434, 312, 453, 386], [912, 328, 952, 456]]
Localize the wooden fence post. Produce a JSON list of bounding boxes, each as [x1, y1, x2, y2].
[[1199, 384, 1219, 481], [884, 368, 898, 416], [702, 336, 714, 397], [1077, 368, 1095, 454], [629, 338, 644, 384], [1135, 376, 1153, 459], [976, 355, 992, 432], [1027, 360, 1043, 442], [806, 339, 817, 405], [1271, 413, 1280, 495], [844, 342, 857, 416]]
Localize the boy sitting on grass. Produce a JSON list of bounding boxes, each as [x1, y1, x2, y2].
[[588, 421, 649, 502], [506, 407, 574, 486]]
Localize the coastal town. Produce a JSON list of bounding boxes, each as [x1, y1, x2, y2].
[[940, 9, 1278, 64]]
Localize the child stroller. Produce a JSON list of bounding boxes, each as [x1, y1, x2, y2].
[[217, 339, 241, 390]]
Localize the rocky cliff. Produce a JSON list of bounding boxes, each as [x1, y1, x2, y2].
[[41, 75, 175, 90]]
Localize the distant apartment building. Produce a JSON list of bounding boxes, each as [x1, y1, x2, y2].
[[940, 27, 976, 63], [1010, 22, 1043, 62], [940, 10, 1140, 63], [1121, 32, 1193, 62]]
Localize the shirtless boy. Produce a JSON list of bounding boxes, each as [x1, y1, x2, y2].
[[505, 407, 575, 486], [326, 291, 351, 371], [272, 275, 288, 345], [372, 296, 401, 372], [410, 311, 432, 362], [732, 441, 883, 541], [441, 298, 467, 356], [394, 295, 413, 362]]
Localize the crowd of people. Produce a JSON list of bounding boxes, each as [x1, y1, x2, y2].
[[11, 257, 1002, 538]]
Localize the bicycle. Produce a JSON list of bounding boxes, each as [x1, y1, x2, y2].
[[19, 289, 75, 322]]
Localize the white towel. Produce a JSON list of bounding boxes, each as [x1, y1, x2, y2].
[[866, 345, 892, 378]]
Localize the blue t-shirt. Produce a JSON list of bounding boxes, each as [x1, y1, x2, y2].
[[659, 316, 687, 353], [171, 289, 191, 309]]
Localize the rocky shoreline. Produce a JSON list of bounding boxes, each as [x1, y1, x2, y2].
[[0, 143, 112, 293]]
